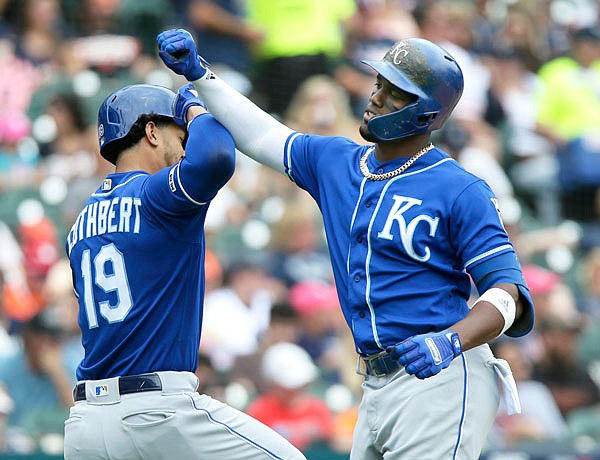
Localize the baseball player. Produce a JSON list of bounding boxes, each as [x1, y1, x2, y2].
[[63, 83, 306, 460], [157, 29, 535, 459]]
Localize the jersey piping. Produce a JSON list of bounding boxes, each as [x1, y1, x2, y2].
[[463, 244, 513, 270], [174, 163, 208, 205], [91, 174, 147, 197]]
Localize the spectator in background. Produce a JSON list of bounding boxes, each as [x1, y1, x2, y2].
[[0, 108, 38, 191], [334, 0, 419, 118], [246, 342, 334, 451], [17, 212, 60, 316], [416, 0, 522, 219], [186, 0, 263, 78], [576, 247, 600, 318], [116, 0, 172, 56], [0, 0, 15, 40], [490, 1, 550, 73], [416, 0, 499, 141], [520, 264, 578, 363], [0, 384, 13, 453], [0, 36, 43, 190], [268, 194, 333, 287], [62, 0, 146, 96], [38, 92, 96, 173], [284, 74, 364, 143], [246, 0, 356, 116], [0, 221, 36, 325], [486, 44, 559, 225], [288, 281, 345, 380], [535, 26, 600, 228], [200, 259, 285, 371], [41, 258, 83, 372], [229, 300, 301, 395], [0, 309, 78, 452], [8, 0, 67, 71], [487, 339, 568, 450], [532, 313, 599, 420]]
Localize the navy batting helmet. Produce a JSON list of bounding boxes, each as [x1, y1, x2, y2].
[[361, 38, 463, 142], [98, 84, 177, 164]]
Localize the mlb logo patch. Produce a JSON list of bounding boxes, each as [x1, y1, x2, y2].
[[102, 179, 112, 191], [95, 385, 109, 397]]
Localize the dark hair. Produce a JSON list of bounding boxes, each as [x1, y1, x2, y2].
[[270, 301, 298, 321], [49, 92, 88, 132], [101, 113, 174, 164]]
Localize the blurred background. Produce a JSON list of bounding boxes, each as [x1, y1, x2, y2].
[[0, 0, 599, 458]]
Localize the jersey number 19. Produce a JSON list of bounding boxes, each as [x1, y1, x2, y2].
[[80, 243, 133, 328]]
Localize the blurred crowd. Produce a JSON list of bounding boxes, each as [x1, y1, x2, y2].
[[0, 0, 599, 457]]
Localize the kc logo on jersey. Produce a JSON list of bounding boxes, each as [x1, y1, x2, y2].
[[377, 195, 439, 262]]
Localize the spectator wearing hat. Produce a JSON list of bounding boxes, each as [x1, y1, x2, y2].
[[289, 281, 343, 368], [246, 342, 334, 451]]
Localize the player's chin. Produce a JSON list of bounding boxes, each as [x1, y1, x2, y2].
[[359, 123, 377, 143]]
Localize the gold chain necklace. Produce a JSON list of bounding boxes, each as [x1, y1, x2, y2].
[[359, 143, 435, 181]]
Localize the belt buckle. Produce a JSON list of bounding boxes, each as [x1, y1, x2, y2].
[[360, 350, 391, 377]]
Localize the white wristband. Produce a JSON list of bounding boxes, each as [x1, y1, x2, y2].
[[474, 288, 516, 336]]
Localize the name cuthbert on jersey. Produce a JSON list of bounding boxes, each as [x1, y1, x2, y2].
[[66, 197, 142, 255]]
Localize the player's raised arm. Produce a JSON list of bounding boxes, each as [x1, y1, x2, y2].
[[157, 28, 294, 174], [173, 83, 236, 202]]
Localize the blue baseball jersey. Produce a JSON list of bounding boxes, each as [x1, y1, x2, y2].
[[284, 134, 531, 355], [66, 115, 235, 380]]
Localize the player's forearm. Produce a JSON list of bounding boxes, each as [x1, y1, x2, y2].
[[180, 114, 236, 200], [451, 283, 522, 351], [192, 73, 293, 173]]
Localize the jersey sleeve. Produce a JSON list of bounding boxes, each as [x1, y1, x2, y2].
[[450, 179, 514, 270], [452, 180, 534, 336], [142, 114, 236, 215], [284, 133, 356, 201]]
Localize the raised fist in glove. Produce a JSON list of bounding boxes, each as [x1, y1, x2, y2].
[[173, 83, 206, 127], [157, 29, 209, 81], [387, 330, 462, 379]]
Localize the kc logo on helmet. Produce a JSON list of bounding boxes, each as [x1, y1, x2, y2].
[[390, 42, 409, 65]]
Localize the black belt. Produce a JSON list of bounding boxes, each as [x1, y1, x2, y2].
[[74, 373, 162, 402], [361, 351, 402, 377]]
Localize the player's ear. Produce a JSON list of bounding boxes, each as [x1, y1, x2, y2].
[[145, 121, 160, 147]]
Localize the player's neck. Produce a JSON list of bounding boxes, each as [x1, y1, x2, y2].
[[374, 134, 431, 163], [115, 148, 157, 174]]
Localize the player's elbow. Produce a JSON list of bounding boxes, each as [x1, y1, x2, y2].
[[207, 142, 236, 188]]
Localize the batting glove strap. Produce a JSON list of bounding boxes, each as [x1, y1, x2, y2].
[[387, 329, 462, 379], [157, 29, 209, 81], [173, 83, 207, 127]]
